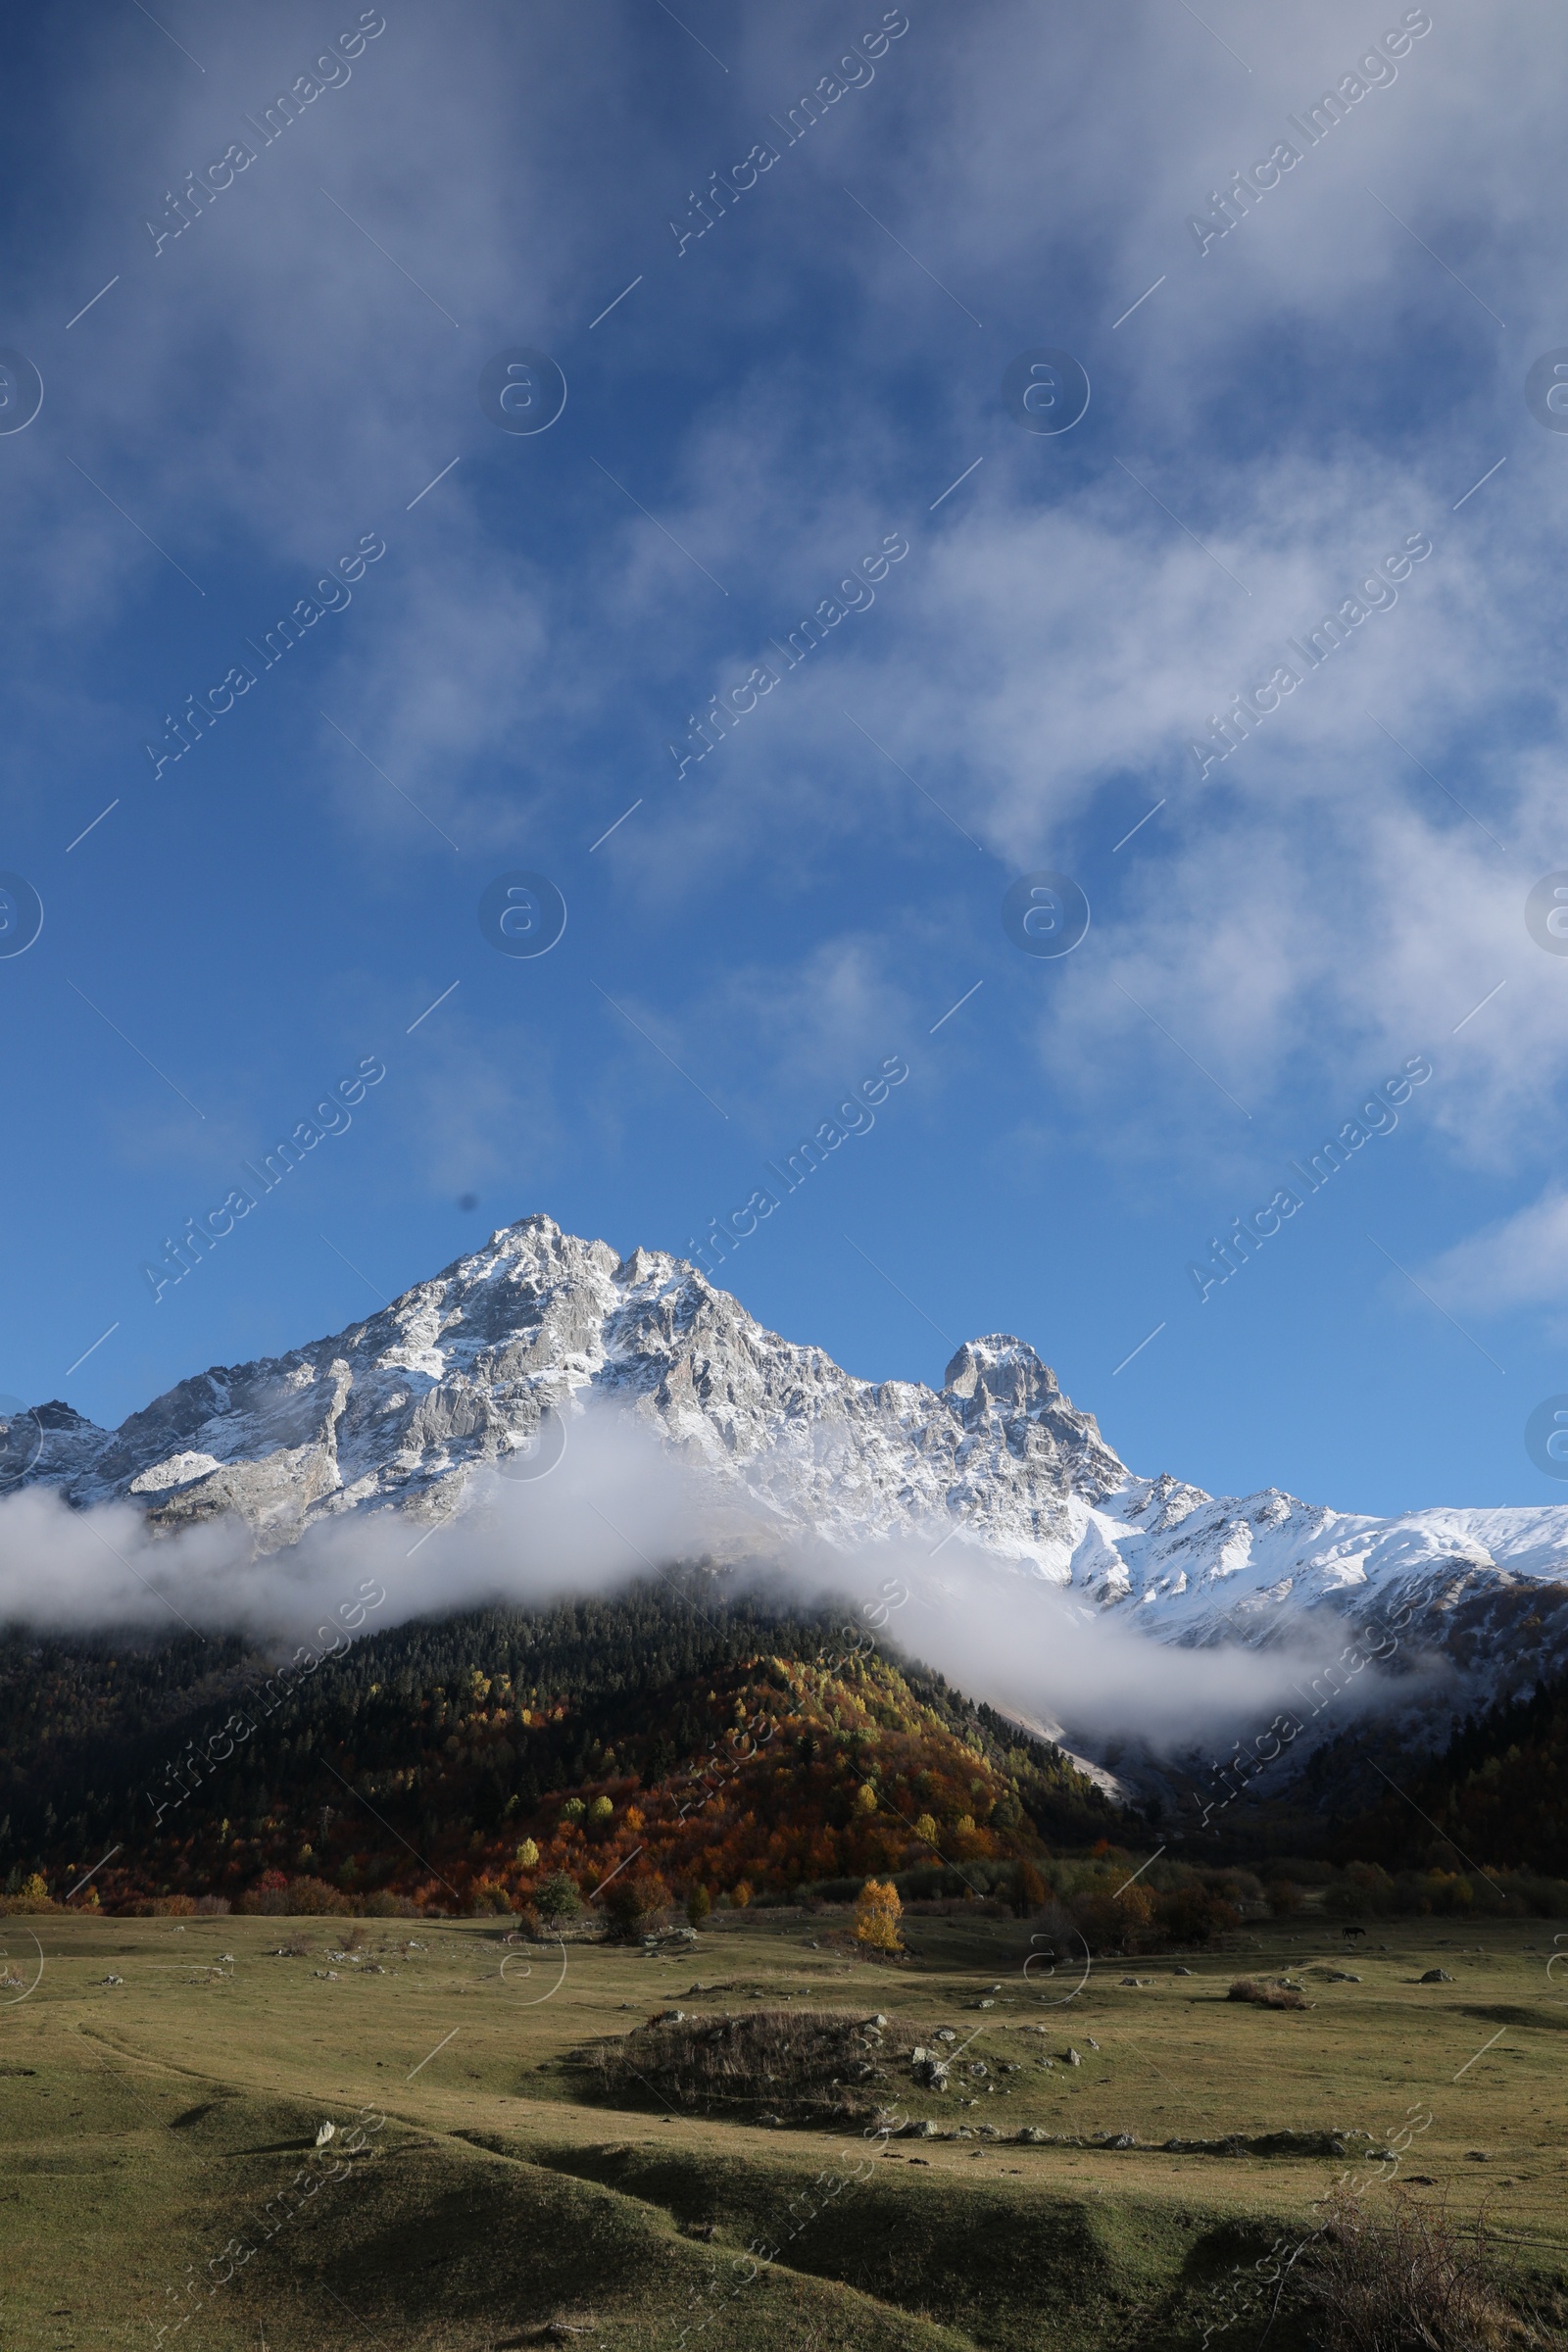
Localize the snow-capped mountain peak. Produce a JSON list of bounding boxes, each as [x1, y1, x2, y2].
[[15, 1211, 1568, 1694]]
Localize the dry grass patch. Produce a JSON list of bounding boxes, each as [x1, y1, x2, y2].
[[1227, 1976, 1310, 2010], [1298, 2186, 1550, 2349]]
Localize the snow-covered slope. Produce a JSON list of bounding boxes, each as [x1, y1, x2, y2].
[[18, 1213, 1568, 1686]]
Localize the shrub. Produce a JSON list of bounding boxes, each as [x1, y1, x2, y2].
[[1074, 1884, 1157, 1953], [1419, 1868, 1477, 1917], [686, 1884, 711, 1927], [285, 1872, 355, 1909], [537, 1872, 582, 1924], [854, 1879, 903, 1954], [1, 1874, 56, 1914], [1298, 2184, 1538, 2348], [603, 1870, 671, 1941], [1154, 1885, 1241, 1944], [1014, 1860, 1047, 1914], [1228, 1978, 1308, 2010]]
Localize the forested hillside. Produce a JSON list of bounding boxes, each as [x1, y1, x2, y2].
[[1332, 1662, 1568, 1884], [0, 1576, 1124, 1914]]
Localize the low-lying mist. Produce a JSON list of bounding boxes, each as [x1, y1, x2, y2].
[[0, 1403, 1421, 1762]]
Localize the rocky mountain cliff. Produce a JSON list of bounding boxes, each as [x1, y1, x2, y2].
[[20, 1215, 1125, 1550], [15, 1213, 1568, 1696]]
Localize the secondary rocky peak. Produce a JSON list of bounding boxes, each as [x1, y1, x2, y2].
[[941, 1336, 1121, 1484], [944, 1335, 1064, 1411], [31, 1399, 99, 1431], [614, 1243, 675, 1289]]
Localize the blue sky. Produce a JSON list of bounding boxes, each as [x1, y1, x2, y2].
[[2, 0, 1565, 1517]]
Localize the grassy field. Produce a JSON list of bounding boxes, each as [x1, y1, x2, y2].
[[3, 1904, 1566, 2351]]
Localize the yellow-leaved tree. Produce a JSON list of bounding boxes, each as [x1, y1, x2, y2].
[[854, 1878, 903, 1954]]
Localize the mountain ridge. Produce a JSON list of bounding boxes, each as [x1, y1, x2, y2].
[[13, 1211, 1568, 1709]]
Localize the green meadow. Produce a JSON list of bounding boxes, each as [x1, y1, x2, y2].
[[3, 1905, 1565, 2351]]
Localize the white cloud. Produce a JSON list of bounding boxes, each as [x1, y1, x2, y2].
[[20, 0, 1568, 1216], [1419, 1184, 1568, 1324]]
